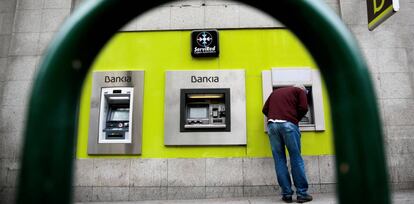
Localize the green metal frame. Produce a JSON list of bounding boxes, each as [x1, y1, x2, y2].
[[17, 0, 389, 203]]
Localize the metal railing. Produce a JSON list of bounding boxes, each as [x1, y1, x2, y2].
[[16, 1, 389, 203]]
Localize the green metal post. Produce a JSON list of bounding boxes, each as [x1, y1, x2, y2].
[[244, 1, 390, 203], [248, 1, 390, 203], [17, 0, 389, 204]]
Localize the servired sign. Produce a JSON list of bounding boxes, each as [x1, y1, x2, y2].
[[191, 30, 219, 57]]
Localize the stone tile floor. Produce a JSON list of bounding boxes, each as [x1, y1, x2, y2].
[[75, 190, 414, 204]]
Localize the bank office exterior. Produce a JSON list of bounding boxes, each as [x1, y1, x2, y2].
[[76, 8, 333, 202], [1, 0, 414, 203]]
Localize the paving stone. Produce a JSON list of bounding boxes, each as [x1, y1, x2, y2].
[[206, 158, 243, 186], [167, 158, 205, 187], [129, 187, 168, 201], [130, 159, 167, 187], [93, 159, 130, 186]]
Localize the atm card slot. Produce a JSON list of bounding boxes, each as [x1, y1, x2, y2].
[[106, 134, 124, 139]]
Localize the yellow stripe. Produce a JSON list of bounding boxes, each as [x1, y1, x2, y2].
[[368, 5, 394, 29]]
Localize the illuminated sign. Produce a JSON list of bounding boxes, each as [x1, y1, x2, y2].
[[191, 30, 219, 57]]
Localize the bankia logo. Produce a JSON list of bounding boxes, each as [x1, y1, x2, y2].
[[104, 76, 131, 83], [190, 75, 219, 83]]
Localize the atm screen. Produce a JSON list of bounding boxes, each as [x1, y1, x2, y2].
[[110, 108, 130, 121], [189, 107, 208, 119]]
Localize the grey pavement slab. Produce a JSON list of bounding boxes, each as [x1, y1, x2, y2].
[[74, 190, 414, 204]]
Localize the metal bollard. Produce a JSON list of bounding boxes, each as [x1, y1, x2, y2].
[[16, 1, 389, 203]]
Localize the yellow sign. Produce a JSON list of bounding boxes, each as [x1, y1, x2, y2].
[[367, 0, 399, 30]]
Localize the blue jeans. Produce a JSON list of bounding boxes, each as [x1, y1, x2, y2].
[[267, 122, 309, 197]]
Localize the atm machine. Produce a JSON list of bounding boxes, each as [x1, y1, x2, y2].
[[164, 70, 246, 145], [262, 67, 325, 131], [98, 87, 133, 143], [88, 71, 144, 155], [180, 88, 230, 132]]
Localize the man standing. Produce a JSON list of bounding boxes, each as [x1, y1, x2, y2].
[[262, 85, 313, 203]]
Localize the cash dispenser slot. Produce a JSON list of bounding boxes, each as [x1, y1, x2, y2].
[[98, 87, 133, 143], [180, 88, 230, 132]]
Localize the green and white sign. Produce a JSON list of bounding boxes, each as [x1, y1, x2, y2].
[[367, 0, 399, 30]]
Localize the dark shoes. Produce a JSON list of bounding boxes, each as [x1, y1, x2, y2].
[[282, 194, 313, 203], [297, 194, 313, 203], [282, 196, 293, 203]]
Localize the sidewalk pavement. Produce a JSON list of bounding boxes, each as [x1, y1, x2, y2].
[[76, 190, 414, 204]]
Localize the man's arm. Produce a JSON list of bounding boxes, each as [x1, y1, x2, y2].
[[297, 90, 308, 120]]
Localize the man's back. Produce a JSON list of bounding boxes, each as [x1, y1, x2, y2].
[[263, 86, 313, 202], [262, 86, 308, 125]]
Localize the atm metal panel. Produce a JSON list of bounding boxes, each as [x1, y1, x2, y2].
[[88, 71, 144, 155], [164, 70, 246, 145], [262, 67, 325, 132]]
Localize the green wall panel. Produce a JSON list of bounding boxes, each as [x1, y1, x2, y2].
[[76, 29, 333, 158]]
